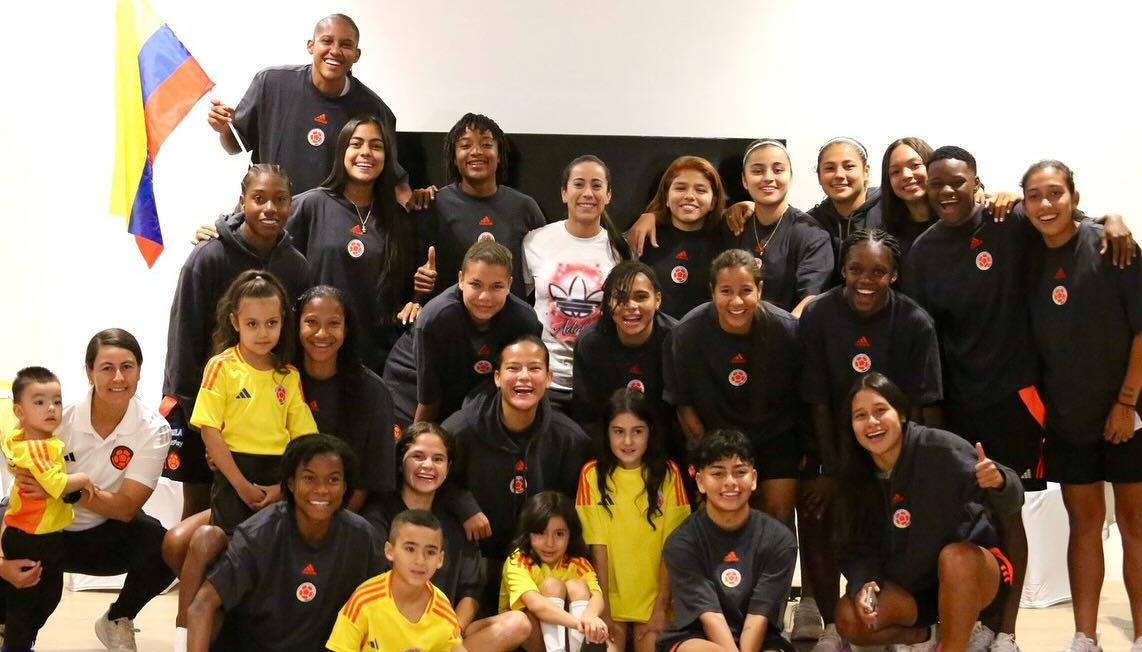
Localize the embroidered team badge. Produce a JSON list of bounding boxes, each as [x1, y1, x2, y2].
[[296, 582, 317, 602], [670, 265, 689, 284], [627, 379, 645, 393], [720, 568, 742, 588], [510, 475, 527, 494], [852, 353, 872, 373], [975, 251, 993, 271], [307, 128, 325, 147], [893, 508, 912, 529], [473, 360, 493, 374], [1052, 286, 1068, 306], [753, 257, 763, 270], [110, 446, 134, 470], [165, 452, 181, 471], [347, 239, 365, 258], [275, 384, 287, 406], [728, 369, 748, 386], [478, 232, 495, 242]]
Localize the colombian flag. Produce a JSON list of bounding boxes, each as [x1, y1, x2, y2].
[[110, 0, 213, 267]]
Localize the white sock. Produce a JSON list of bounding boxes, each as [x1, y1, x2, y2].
[[568, 599, 589, 652], [174, 627, 188, 652], [542, 596, 567, 652]]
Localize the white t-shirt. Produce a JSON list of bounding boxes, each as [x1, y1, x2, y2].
[[522, 221, 621, 390], [58, 392, 172, 531]]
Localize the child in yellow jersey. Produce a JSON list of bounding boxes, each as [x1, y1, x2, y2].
[[576, 389, 691, 652], [190, 270, 317, 534], [328, 509, 465, 652], [2, 367, 94, 651], [501, 491, 608, 652]]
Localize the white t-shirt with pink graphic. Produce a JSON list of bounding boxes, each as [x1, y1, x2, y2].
[[522, 221, 622, 391]]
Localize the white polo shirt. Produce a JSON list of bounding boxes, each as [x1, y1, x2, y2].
[[58, 391, 171, 531]]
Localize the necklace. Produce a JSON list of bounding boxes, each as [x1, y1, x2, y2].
[[751, 208, 786, 255], [352, 201, 373, 234]]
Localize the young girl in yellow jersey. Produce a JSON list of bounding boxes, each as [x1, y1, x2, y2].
[[190, 269, 317, 533], [576, 388, 691, 652], [501, 491, 608, 652]]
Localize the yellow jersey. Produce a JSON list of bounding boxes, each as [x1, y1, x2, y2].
[[2, 429, 73, 534], [327, 571, 462, 652], [500, 548, 602, 612], [190, 347, 317, 455], [576, 460, 691, 621]]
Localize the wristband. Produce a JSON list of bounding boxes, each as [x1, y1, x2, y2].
[[1120, 399, 1137, 408]]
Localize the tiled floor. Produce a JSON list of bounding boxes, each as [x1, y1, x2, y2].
[[32, 581, 1137, 651]]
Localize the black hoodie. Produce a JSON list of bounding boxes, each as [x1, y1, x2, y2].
[[808, 186, 883, 285], [162, 212, 309, 417], [838, 422, 1023, 600], [442, 387, 592, 558]]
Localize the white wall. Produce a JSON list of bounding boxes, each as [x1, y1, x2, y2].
[[1, 0, 1139, 403]]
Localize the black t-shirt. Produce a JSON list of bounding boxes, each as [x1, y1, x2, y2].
[[895, 218, 936, 264], [807, 188, 883, 285], [724, 207, 834, 312], [232, 65, 403, 193], [571, 314, 677, 431], [903, 205, 1039, 407], [364, 491, 485, 606], [208, 503, 385, 652], [302, 367, 396, 494], [640, 227, 723, 320], [665, 303, 802, 448], [1028, 222, 1142, 443], [659, 509, 797, 645], [800, 287, 942, 410], [383, 285, 541, 424], [417, 184, 547, 299], [287, 189, 418, 370]]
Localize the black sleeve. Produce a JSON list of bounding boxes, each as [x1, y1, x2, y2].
[[748, 529, 798, 617], [663, 533, 720, 629], [795, 226, 835, 301], [362, 374, 397, 493], [454, 538, 487, 604], [285, 195, 313, 256], [162, 247, 215, 411], [207, 526, 261, 611], [908, 310, 944, 406], [798, 304, 830, 406], [436, 485, 483, 524], [570, 340, 602, 427], [230, 72, 262, 152], [836, 503, 885, 600]]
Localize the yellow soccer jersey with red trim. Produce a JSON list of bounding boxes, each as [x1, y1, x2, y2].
[[327, 571, 462, 652], [575, 460, 691, 621], [190, 347, 317, 455], [500, 549, 602, 612], [2, 429, 73, 534]]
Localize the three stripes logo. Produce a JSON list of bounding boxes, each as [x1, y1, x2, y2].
[[235, 388, 252, 400]]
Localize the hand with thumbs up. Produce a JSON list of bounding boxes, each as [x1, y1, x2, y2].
[[414, 246, 437, 295], [974, 442, 1005, 490]]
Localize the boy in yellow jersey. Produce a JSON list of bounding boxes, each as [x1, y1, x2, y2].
[[1, 367, 94, 652], [327, 509, 465, 652]]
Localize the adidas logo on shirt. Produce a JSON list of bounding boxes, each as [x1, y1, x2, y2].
[[235, 388, 252, 400], [676, 250, 689, 261], [628, 364, 642, 374], [1021, 469, 1031, 479], [479, 215, 494, 226], [302, 563, 317, 576], [730, 353, 746, 364], [723, 551, 740, 562], [314, 113, 328, 125], [855, 336, 871, 348], [1055, 267, 1067, 280]]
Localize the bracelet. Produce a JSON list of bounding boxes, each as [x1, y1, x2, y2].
[[1120, 399, 1137, 408]]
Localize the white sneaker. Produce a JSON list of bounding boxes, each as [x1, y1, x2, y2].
[[1128, 635, 1141, 652], [95, 610, 139, 652], [990, 632, 1020, 652], [792, 597, 825, 640], [893, 624, 939, 652], [968, 622, 996, 652], [1060, 633, 1100, 652], [811, 623, 850, 652]]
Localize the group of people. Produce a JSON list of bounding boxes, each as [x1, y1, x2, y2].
[[2, 10, 1140, 652]]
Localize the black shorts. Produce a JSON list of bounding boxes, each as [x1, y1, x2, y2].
[[910, 546, 1013, 627], [211, 452, 281, 534], [1044, 428, 1142, 484], [657, 626, 794, 652], [161, 403, 213, 485], [946, 388, 1046, 491], [750, 432, 801, 481]]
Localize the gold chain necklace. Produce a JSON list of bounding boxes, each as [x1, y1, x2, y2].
[[751, 208, 786, 255], [352, 201, 373, 234]]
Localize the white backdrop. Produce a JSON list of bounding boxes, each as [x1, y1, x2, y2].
[[0, 0, 1139, 403]]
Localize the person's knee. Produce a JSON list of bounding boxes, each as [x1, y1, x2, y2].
[[498, 610, 532, 645], [538, 576, 567, 598], [188, 525, 228, 561], [1114, 489, 1142, 539], [833, 597, 865, 642], [565, 578, 590, 601], [938, 542, 984, 586]]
